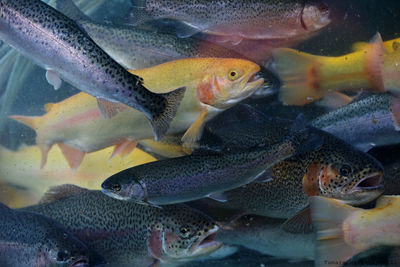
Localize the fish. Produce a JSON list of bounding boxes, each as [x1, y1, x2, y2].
[[101, 111, 322, 205], [272, 33, 388, 106], [128, 0, 330, 45], [311, 93, 400, 152], [310, 195, 400, 267], [0, 0, 186, 140], [201, 122, 384, 234], [216, 215, 315, 261], [0, 202, 90, 267], [0, 144, 156, 207], [10, 57, 263, 169], [23, 185, 222, 266]]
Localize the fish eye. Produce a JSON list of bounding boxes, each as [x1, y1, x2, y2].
[[339, 164, 353, 176], [56, 250, 70, 262], [228, 69, 240, 81], [179, 226, 192, 238], [317, 2, 329, 12], [111, 183, 121, 192]]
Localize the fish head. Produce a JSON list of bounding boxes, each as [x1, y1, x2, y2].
[[302, 1, 331, 31], [101, 172, 147, 203], [148, 206, 222, 263], [38, 230, 90, 266], [197, 59, 264, 109], [303, 141, 384, 205]]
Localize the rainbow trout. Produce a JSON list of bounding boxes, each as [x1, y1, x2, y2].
[[0, 0, 185, 140], [23, 185, 221, 266], [128, 0, 330, 45], [204, 129, 384, 226], [311, 93, 400, 152], [0, 202, 89, 267], [101, 107, 322, 205]]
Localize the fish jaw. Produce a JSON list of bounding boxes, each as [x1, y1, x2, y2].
[[210, 66, 264, 109], [69, 256, 89, 267], [186, 225, 222, 259], [344, 173, 384, 205]]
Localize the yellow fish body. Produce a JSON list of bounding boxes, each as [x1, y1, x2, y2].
[[311, 196, 400, 267], [272, 34, 398, 106], [0, 145, 156, 207], [11, 58, 263, 169]]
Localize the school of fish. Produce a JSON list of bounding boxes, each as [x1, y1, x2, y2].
[[0, 0, 400, 267]]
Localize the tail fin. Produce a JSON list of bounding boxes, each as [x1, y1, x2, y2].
[[9, 115, 38, 130], [55, 0, 91, 22], [127, 0, 152, 26], [149, 87, 186, 141], [272, 48, 324, 106], [310, 196, 362, 267]]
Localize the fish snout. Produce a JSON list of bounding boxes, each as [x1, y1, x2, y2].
[[189, 225, 222, 257], [351, 172, 384, 192]]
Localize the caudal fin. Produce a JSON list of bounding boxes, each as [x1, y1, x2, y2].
[[310, 196, 362, 267], [149, 86, 186, 141], [272, 48, 324, 106]]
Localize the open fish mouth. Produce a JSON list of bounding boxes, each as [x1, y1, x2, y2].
[[70, 256, 89, 267], [189, 225, 222, 257], [351, 173, 383, 192], [235, 69, 264, 100]]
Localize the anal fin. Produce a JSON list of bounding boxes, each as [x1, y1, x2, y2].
[[57, 143, 86, 171], [110, 140, 138, 161], [97, 98, 128, 118]]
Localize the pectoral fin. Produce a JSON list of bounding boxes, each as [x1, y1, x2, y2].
[[97, 98, 128, 118], [45, 69, 62, 90], [181, 109, 208, 149], [281, 207, 313, 234], [57, 143, 86, 171]]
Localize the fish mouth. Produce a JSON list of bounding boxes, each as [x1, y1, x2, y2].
[[70, 256, 89, 267], [351, 173, 383, 191], [189, 225, 222, 257]]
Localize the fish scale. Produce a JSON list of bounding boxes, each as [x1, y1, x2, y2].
[[0, 203, 89, 266], [0, 0, 185, 140], [23, 185, 220, 266]]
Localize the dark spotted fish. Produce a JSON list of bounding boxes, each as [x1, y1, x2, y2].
[[206, 129, 384, 226], [311, 93, 400, 152], [128, 0, 331, 45], [0, 202, 89, 267], [101, 106, 322, 205], [0, 0, 185, 140], [23, 185, 221, 266]]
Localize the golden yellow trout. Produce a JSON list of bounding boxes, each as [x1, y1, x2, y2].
[[0, 145, 156, 207], [273, 33, 400, 106], [11, 58, 263, 169], [311, 196, 400, 267]]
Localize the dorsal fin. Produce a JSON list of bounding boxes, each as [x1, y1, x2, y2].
[[44, 103, 55, 112], [39, 184, 88, 204]]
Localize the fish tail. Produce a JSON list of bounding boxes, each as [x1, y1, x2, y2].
[[127, 0, 152, 25], [272, 48, 325, 106], [55, 0, 91, 22], [149, 87, 186, 141], [310, 196, 362, 267], [9, 115, 38, 129]]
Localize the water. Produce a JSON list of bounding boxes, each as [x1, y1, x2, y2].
[[0, 0, 399, 266]]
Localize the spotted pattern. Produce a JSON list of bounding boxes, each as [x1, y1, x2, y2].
[[23, 188, 216, 265]]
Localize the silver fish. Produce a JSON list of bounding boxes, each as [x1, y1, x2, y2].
[[0, 0, 186, 140]]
